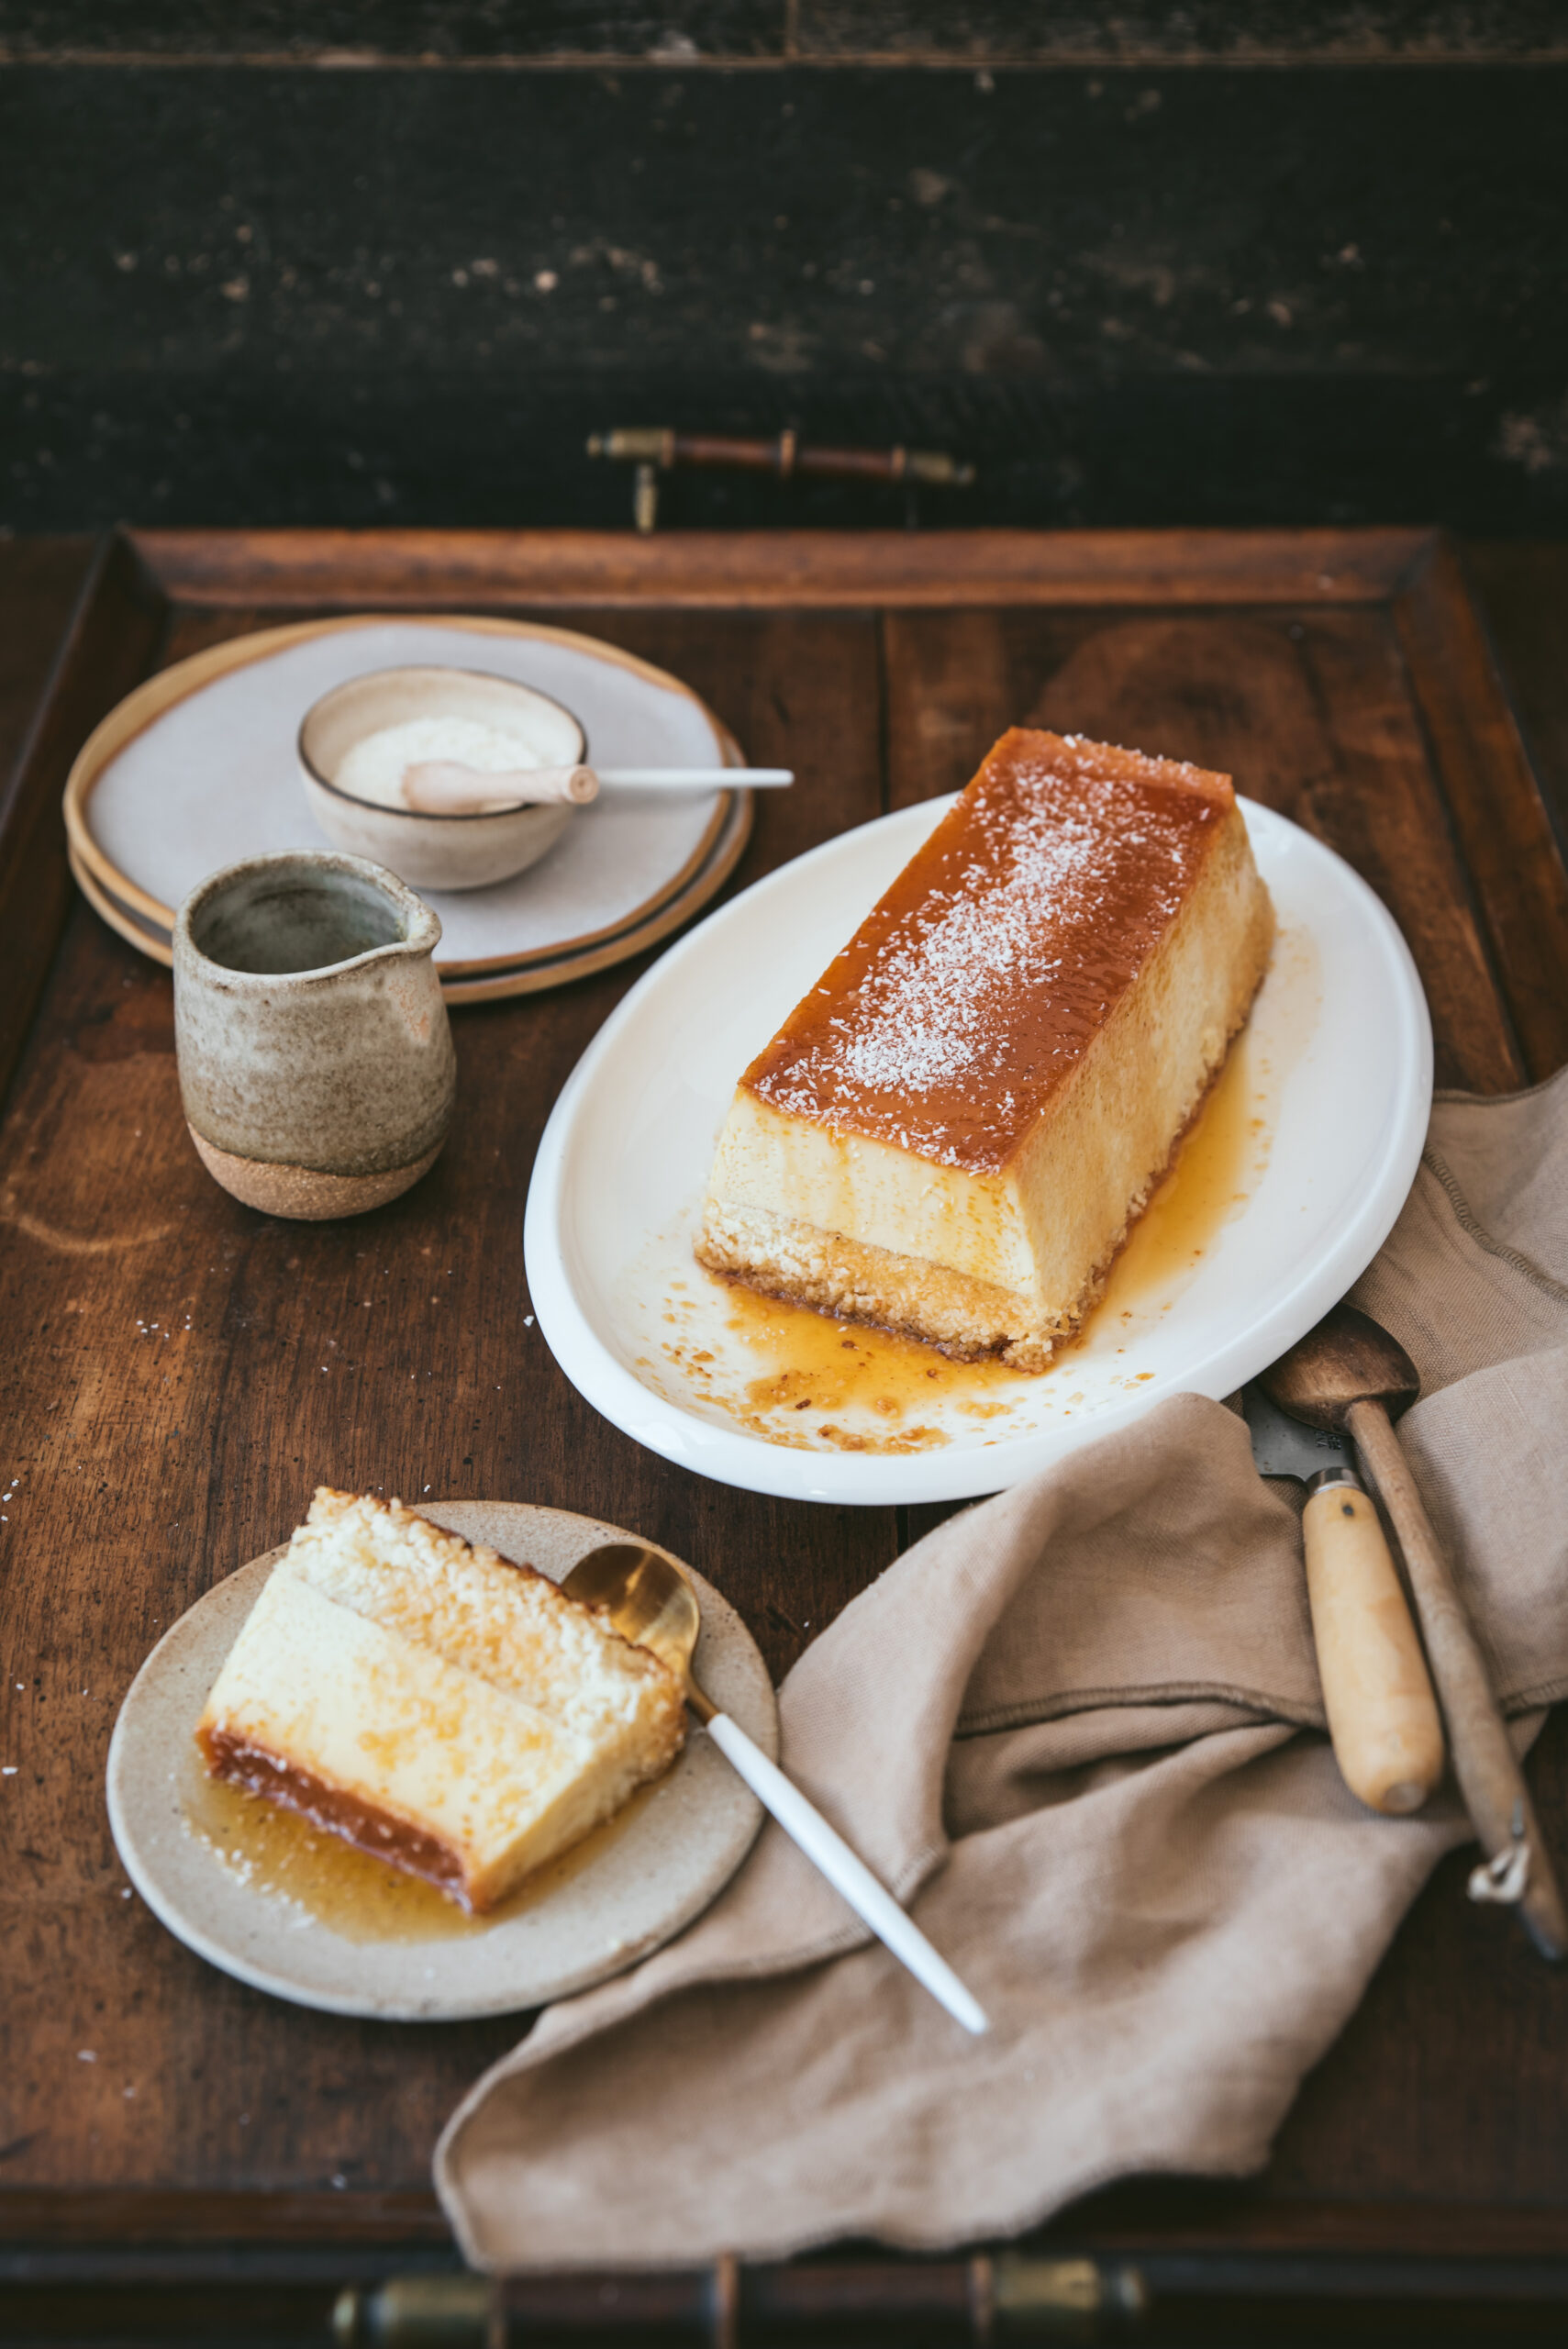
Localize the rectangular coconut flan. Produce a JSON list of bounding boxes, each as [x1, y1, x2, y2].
[[196, 1489, 686, 1911], [696, 728, 1274, 1371]]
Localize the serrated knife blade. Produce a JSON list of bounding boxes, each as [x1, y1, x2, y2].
[[1242, 1384, 1351, 1485]]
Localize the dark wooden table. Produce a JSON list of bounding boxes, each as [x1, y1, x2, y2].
[[3, 528, 1568, 2341]]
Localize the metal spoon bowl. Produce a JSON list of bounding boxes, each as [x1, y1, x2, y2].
[[564, 1542, 716, 1720]]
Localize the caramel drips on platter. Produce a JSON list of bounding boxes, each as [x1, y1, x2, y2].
[[185, 1765, 656, 1945], [657, 997, 1287, 1455]]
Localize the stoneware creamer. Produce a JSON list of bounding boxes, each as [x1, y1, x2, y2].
[[172, 850, 455, 1219]]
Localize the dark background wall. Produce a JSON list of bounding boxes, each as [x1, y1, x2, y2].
[[3, 6, 1566, 532]]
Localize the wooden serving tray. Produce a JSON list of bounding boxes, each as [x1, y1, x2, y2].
[[2, 529, 1566, 2308]]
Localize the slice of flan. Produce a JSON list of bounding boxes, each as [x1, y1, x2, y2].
[[196, 1490, 686, 1911], [697, 728, 1274, 1370]]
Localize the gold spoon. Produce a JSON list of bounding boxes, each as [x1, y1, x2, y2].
[[1262, 1302, 1567, 1961], [564, 1543, 988, 2033]]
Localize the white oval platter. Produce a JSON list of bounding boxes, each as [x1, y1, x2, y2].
[[523, 796, 1432, 1506]]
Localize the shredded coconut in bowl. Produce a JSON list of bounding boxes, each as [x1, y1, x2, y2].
[[333, 716, 547, 809]]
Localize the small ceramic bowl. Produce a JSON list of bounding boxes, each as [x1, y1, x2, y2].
[[298, 664, 588, 892]]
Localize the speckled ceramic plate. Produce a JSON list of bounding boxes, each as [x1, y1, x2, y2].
[[64, 618, 753, 1003], [106, 1503, 775, 2020]]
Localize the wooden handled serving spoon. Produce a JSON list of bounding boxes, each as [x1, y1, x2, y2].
[[1262, 1303, 1567, 1960], [564, 1542, 989, 2033]]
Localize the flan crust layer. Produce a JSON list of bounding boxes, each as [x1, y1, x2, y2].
[[698, 729, 1274, 1368], [196, 1722, 470, 1894]]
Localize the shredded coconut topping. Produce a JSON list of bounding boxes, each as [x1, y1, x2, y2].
[[748, 732, 1227, 1172]]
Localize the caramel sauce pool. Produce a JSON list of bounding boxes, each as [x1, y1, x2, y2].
[[185, 1766, 658, 1944], [717, 1286, 1014, 1447], [673, 1022, 1273, 1450], [1092, 1018, 1268, 1322]]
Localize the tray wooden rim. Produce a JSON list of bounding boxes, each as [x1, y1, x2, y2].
[[6, 2181, 1568, 2257], [61, 610, 752, 994], [128, 523, 1440, 609]]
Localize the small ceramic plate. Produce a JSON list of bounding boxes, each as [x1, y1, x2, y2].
[[106, 1503, 776, 2020], [64, 618, 752, 1004], [524, 796, 1432, 1506]]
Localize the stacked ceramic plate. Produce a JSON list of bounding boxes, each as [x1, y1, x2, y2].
[[65, 616, 751, 1003]]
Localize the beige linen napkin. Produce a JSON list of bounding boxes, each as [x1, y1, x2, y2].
[[438, 1068, 1568, 2269]]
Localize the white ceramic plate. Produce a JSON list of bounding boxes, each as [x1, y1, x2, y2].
[[66, 618, 750, 996], [524, 798, 1432, 1506], [106, 1503, 775, 2020]]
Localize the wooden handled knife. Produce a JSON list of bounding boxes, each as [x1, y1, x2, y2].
[[1242, 1386, 1444, 1816]]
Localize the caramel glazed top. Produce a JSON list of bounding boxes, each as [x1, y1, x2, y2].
[[741, 728, 1235, 1177]]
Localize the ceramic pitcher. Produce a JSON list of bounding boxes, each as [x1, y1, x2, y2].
[[172, 850, 456, 1219]]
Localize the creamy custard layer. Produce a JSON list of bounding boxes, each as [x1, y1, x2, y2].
[[698, 729, 1274, 1369]]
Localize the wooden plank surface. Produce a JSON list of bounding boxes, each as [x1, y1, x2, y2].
[[0, 537, 94, 778], [1396, 540, 1568, 1082], [0, 537, 166, 1104], [0, 599, 896, 2210], [1466, 542, 1568, 854], [2, 529, 1567, 2260]]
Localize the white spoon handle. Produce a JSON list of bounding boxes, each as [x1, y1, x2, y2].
[[401, 763, 793, 814], [597, 768, 794, 788], [705, 1711, 988, 2035]]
